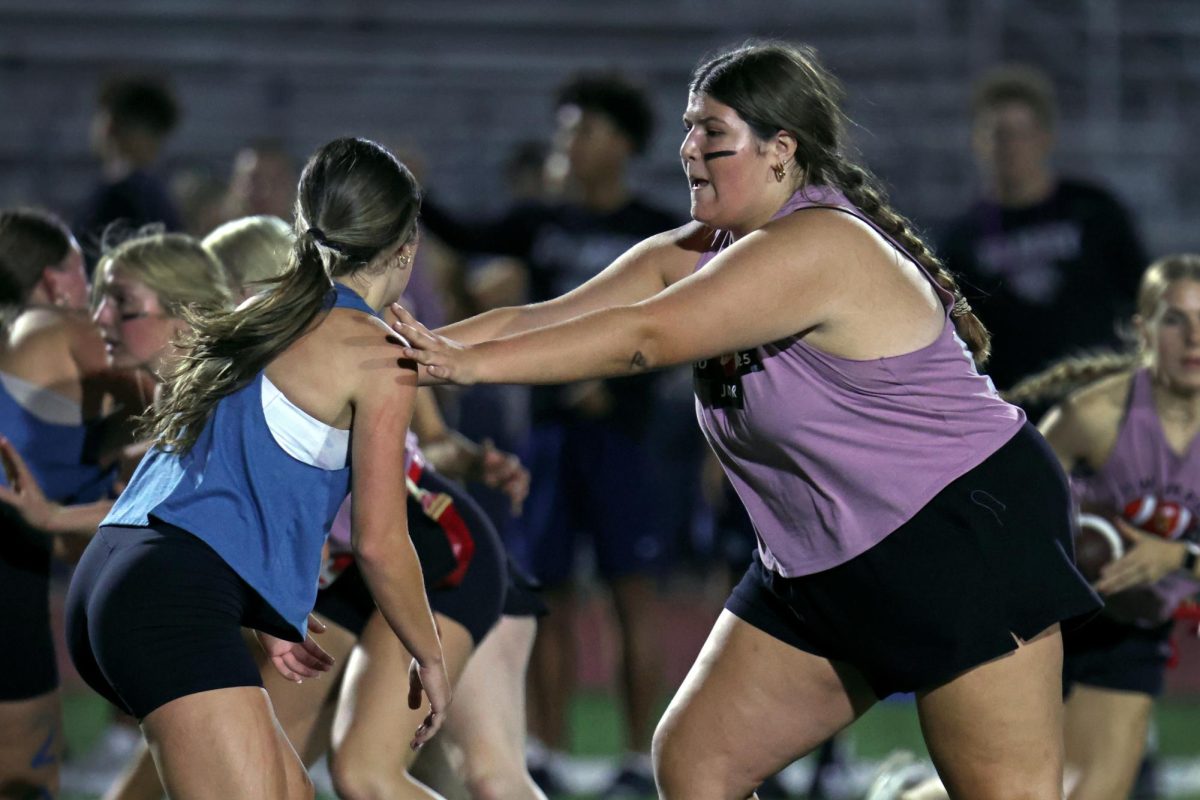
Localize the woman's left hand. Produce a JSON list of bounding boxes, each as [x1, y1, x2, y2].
[[257, 615, 335, 682], [478, 439, 529, 515], [390, 304, 481, 385], [0, 436, 56, 533], [1094, 518, 1188, 594]]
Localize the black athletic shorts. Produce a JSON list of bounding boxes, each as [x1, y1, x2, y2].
[[727, 422, 1102, 698], [1063, 614, 1174, 697], [65, 522, 295, 720], [316, 470, 508, 644], [0, 519, 57, 700], [503, 552, 547, 618]]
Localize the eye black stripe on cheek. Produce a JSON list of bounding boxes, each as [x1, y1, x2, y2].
[[702, 150, 738, 162]]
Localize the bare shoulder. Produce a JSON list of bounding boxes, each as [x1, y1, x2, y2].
[[1043, 370, 1132, 468], [267, 308, 415, 428], [763, 206, 897, 260], [326, 309, 417, 391], [1066, 370, 1133, 427], [2, 309, 80, 375]]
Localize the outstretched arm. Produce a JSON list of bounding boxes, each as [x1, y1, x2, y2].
[[432, 222, 711, 345], [397, 216, 838, 386]]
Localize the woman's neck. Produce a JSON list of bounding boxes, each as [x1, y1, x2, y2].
[[728, 182, 801, 241], [335, 276, 402, 313]]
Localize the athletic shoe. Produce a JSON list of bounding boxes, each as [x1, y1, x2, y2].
[[862, 751, 934, 800], [755, 771, 792, 798], [528, 762, 569, 796], [599, 765, 657, 798]]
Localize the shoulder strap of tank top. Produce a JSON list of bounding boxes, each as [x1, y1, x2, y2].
[[1128, 368, 1155, 413], [330, 283, 379, 318], [1108, 368, 1147, 441]]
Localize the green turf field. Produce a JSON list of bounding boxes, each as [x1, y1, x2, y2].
[[59, 689, 1200, 799]]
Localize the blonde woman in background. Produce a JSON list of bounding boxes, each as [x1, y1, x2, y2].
[[870, 255, 1200, 800]]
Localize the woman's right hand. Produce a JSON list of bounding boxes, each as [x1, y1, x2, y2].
[[391, 304, 481, 386], [0, 436, 56, 533], [408, 657, 452, 749]]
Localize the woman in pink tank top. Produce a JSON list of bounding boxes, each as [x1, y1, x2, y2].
[[1011, 254, 1200, 800], [396, 42, 1100, 799]]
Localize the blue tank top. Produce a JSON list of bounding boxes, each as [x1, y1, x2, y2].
[[103, 284, 375, 637], [0, 374, 113, 507]]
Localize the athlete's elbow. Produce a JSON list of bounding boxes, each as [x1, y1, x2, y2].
[[351, 527, 411, 569], [627, 307, 680, 372]]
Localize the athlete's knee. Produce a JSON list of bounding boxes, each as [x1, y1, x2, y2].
[[652, 715, 700, 797], [654, 713, 765, 800], [465, 769, 531, 800], [328, 747, 390, 800]]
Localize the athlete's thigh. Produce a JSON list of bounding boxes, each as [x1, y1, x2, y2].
[[1063, 684, 1153, 800], [444, 615, 536, 761], [916, 625, 1064, 800], [331, 610, 474, 769], [141, 685, 311, 800], [655, 610, 875, 795], [410, 616, 536, 800], [0, 691, 62, 798]]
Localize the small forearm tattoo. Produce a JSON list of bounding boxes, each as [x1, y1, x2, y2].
[[629, 351, 648, 370]]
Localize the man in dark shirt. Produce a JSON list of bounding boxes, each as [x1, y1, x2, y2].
[[939, 66, 1147, 392], [423, 72, 676, 798], [75, 76, 183, 260]]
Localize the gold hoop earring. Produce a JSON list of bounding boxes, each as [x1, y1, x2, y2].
[[772, 163, 787, 183]]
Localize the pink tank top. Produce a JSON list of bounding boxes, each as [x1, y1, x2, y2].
[[694, 185, 1025, 576], [1072, 369, 1200, 625]]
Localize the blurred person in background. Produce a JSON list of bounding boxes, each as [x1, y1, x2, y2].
[[0, 208, 139, 800], [74, 75, 183, 259], [222, 139, 299, 223], [421, 72, 678, 797], [204, 213, 296, 298], [170, 165, 229, 238], [939, 65, 1147, 395]]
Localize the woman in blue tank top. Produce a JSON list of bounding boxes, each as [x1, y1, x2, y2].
[[0, 208, 143, 799], [394, 43, 1101, 799], [72, 216, 540, 800], [62, 138, 450, 800]]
